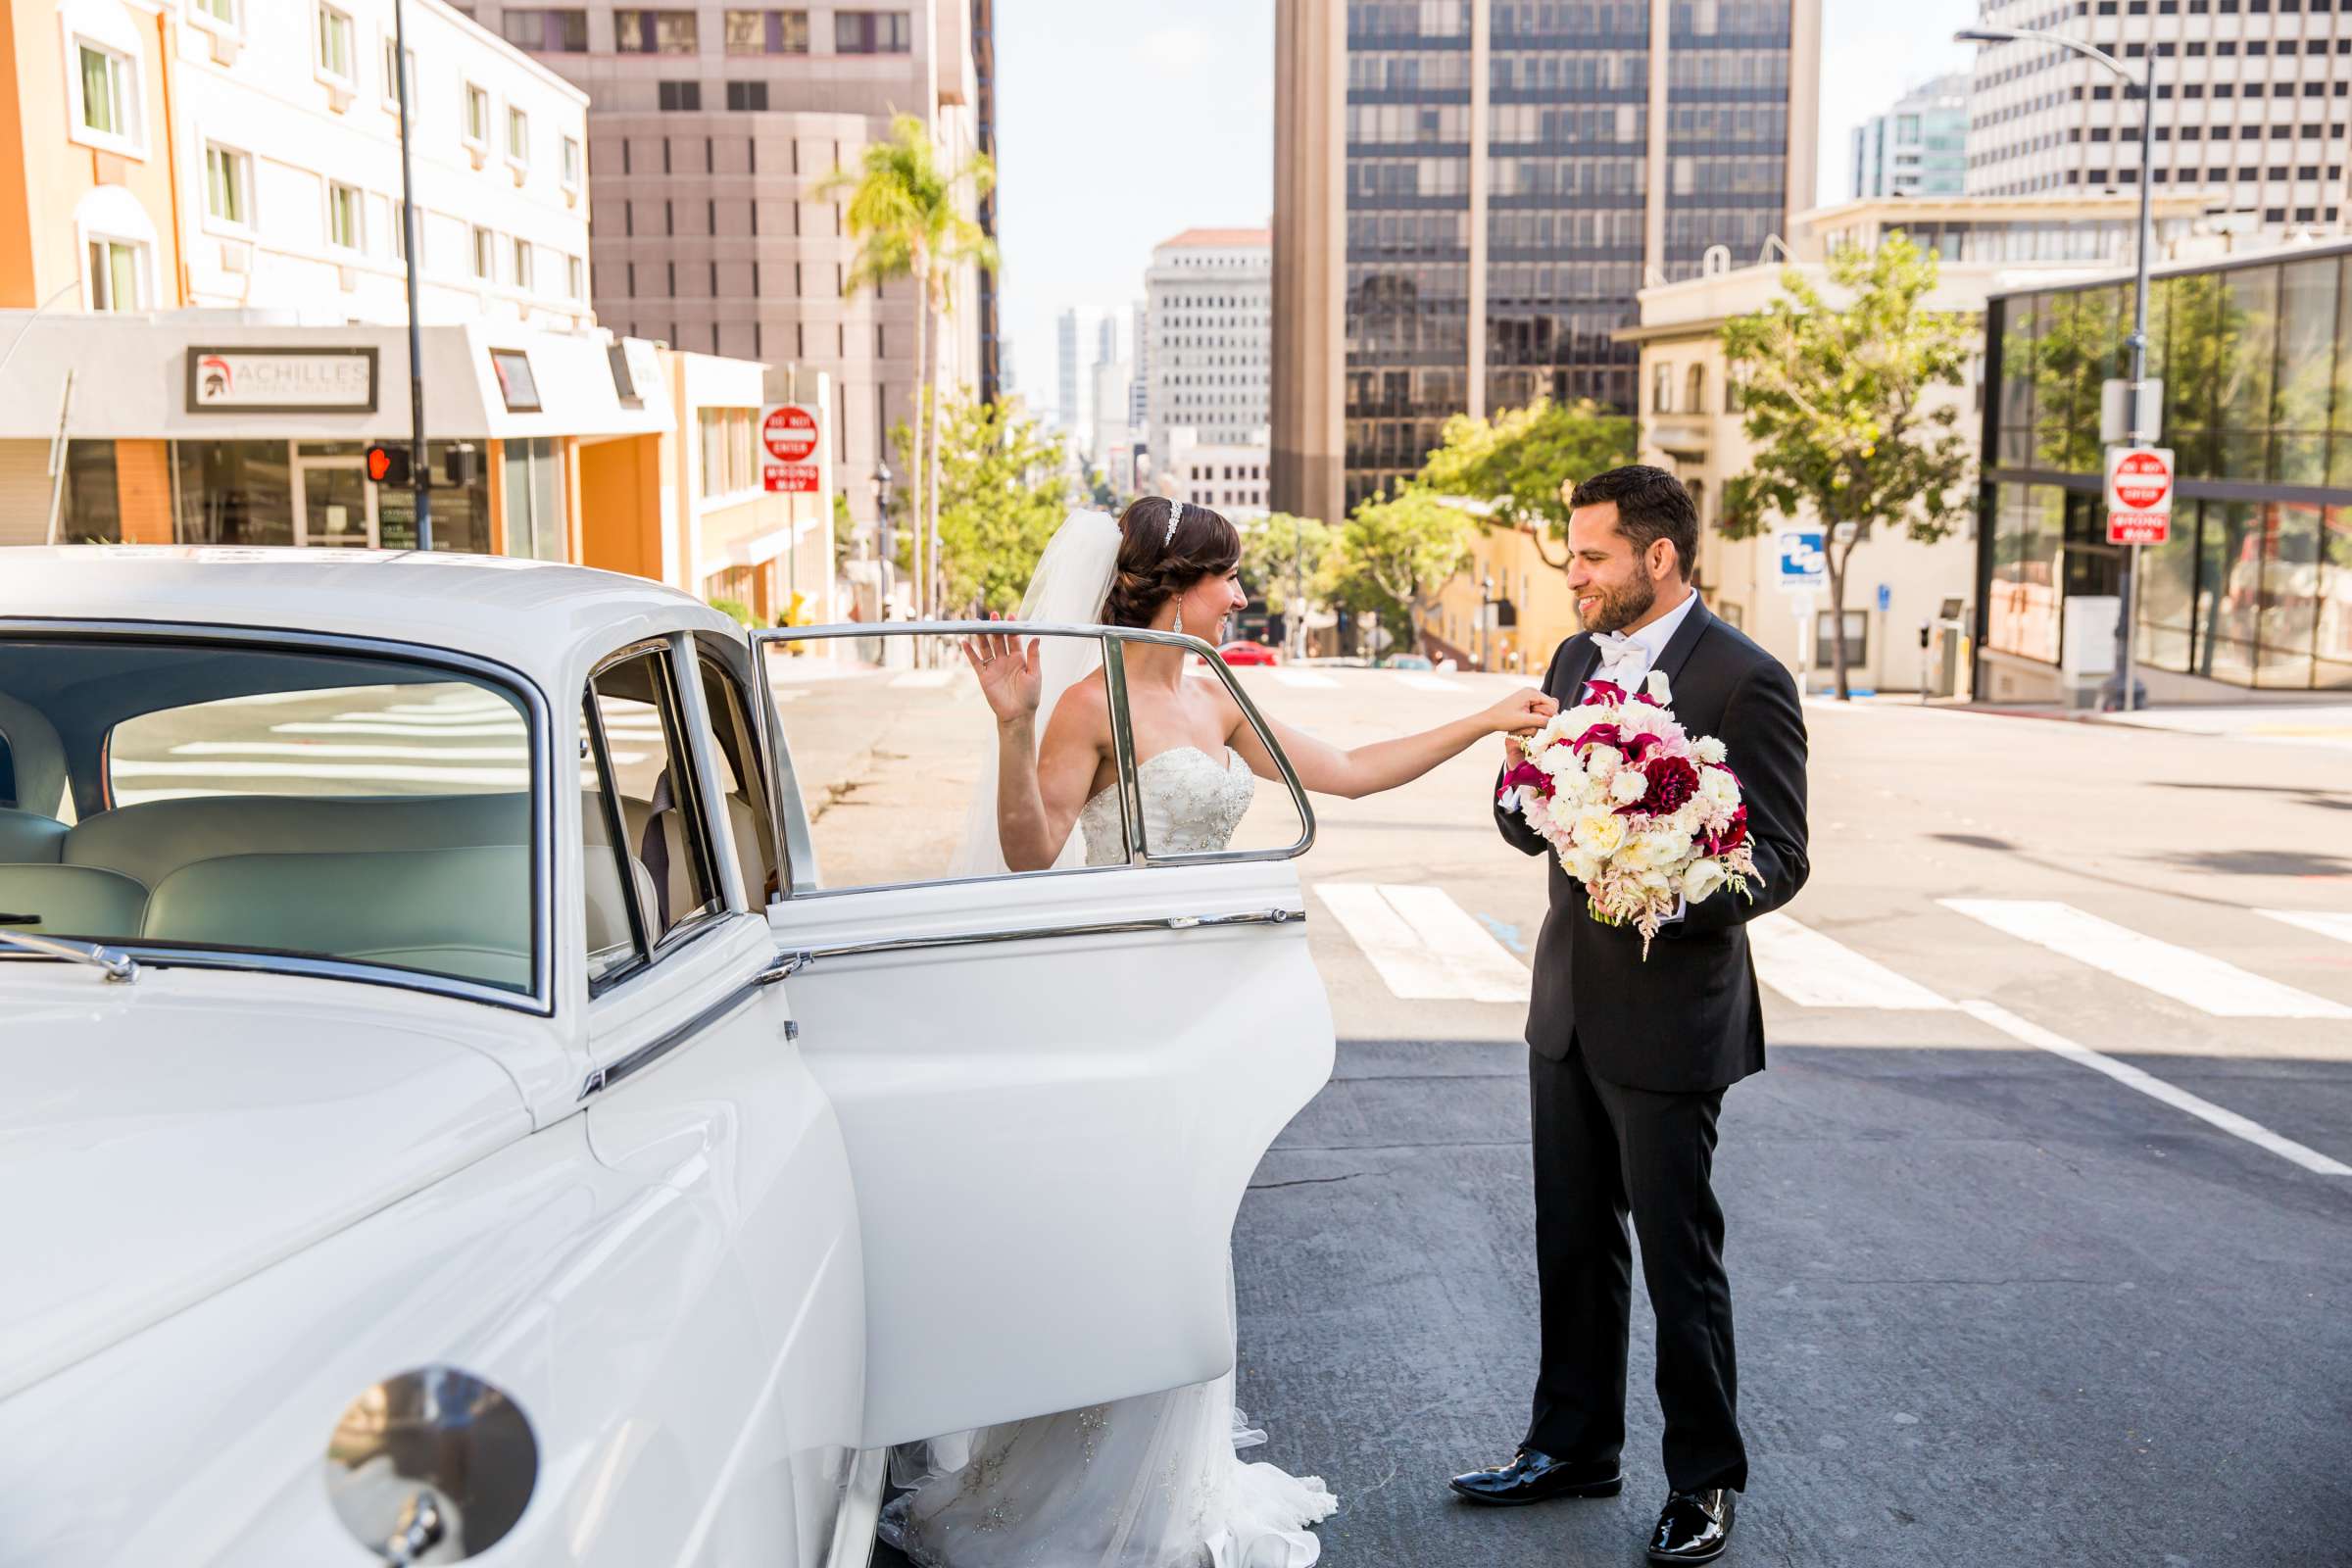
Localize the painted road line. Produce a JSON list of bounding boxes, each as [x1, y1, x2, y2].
[[889, 670, 958, 689], [1269, 669, 1342, 689], [1747, 913, 1956, 1010], [2256, 909, 2352, 947], [1398, 673, 1467, 692], [1960, 1001, 2352, 1177], [1374, 884, 1532, 1004], [1939, 899, 2352, 1020], [1314, 883, 1528, 1003]]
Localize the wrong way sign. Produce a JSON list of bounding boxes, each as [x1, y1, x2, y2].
[[760, 403, 821, 493], [2104, 445, 2174, 545]]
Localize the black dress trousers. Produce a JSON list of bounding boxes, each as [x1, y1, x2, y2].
[[1525, 1037, 1745, 1494]]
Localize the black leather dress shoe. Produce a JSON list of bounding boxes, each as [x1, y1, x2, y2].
[[1648, 1489, 1737, 1562], [1447, 1447, 1622, 1505]]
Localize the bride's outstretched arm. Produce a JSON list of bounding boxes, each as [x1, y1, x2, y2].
[[1227, 686, 1557, 801], [963, 630, 1104, 871]]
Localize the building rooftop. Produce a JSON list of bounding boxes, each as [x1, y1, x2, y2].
[[1155, 228, 1272, 250]]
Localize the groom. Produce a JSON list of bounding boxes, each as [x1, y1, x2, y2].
[[1450, 466, 1809, 1564]]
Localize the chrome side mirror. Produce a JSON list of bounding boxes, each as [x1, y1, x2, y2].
[[324, 1365, 537, 1563]]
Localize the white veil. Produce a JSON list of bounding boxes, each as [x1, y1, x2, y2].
[[949, 509, 1123, 877]]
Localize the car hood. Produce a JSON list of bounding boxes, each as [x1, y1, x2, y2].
[[0, 967, 534, 1399]]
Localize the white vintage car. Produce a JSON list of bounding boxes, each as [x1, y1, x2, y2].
[[0, 548, 1334, 1567]]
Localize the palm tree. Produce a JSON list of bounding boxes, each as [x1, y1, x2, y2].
[[821, 114, 997, 632]]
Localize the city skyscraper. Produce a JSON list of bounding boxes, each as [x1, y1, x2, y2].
[[476, 1, 994, 532], [1966, 0, 2351, 237], [1272, 0, 1821, 526], [1851, 74, 1969, 200], [1145, 228, 1272, 462]]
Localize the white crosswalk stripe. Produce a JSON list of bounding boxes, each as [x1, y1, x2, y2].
[[1269, 669, 1341, 689], [1314, 882, 1528, 1004], [1746, 913, 1955, 1010], [1939, 899, 2352, 1020], [2256, 909, 2352, 947]]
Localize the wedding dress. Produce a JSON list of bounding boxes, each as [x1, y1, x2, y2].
[[882, 514, 1338, 1568]]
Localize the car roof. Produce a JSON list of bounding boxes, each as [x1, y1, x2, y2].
[[4, 547, 738, 691]]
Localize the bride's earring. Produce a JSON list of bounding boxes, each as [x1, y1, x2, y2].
[[1175, 602, 1185, 639]]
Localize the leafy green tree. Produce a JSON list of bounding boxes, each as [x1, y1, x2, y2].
[[1410, 397, 1638, 562], [821, 114, 998, 625], [889, 391, 1073, 615], [1721, 234, 1977, 699], [1326, 489, 1478, 651], [1240, 512, 1335, 657], [831, 491, 858, 561]]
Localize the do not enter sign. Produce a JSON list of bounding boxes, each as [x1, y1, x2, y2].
[[762, 404, 819, 463], [2104, 445, 2175, 546]]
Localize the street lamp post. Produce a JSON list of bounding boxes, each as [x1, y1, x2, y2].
[[391, 0, 431, 550], [871, 461, 895, 619], [1958, 25, 2157, 711]]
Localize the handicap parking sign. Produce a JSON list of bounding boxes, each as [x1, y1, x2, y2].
[[1775, 529, 1826, 593]]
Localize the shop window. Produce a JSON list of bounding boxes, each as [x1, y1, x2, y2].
[[1987, 481, 2064, 663], [172, 440, 294, 548], [375, 441, 489, 553], [326, 181, 363, 250], [73, 38, 140, 152], [503, 437, 566, 562], [85, 236, 146, 312], [204, 143, 252, 228], [56, 442, 122, 545], [2255, 503, 2323, 688], [834, 9, 910, 52]]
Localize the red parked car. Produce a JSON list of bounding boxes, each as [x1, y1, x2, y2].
[[1217, 640, 1281, 666]]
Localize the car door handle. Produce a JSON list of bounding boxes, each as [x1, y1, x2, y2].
[[758, 949, 810, 986]]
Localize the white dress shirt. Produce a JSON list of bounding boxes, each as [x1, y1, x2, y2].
[[1589, 587, 1698, 695]]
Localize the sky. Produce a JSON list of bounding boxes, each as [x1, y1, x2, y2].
[[992, 0, 1981, 417]]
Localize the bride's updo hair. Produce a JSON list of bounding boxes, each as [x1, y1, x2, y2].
[[1102, 496, 1243, 628]]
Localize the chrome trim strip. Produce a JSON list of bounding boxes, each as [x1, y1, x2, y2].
[[779, 906, 1304, 970], [0, 617, 557, 1016], [578, 973, 762, 1100], [0, 944, 539, 1009], [0, 929, 137, 981], [1099, 635, 1145, 865]]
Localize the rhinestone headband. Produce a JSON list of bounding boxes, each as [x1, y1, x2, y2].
[[1162, 500, 1186, 549]]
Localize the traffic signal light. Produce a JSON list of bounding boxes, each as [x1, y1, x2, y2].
[[365, 444, 412, 486]]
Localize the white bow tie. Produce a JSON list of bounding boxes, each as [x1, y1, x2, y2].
[[1592, 631, 1638, 661]]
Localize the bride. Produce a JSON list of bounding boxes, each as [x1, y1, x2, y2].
[[877, 498, 1556, 1568]]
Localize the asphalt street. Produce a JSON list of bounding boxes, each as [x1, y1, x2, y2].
[[814, 653, 2352, 1568]]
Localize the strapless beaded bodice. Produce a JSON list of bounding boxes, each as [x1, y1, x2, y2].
[[1077, 747, 1254, 865]]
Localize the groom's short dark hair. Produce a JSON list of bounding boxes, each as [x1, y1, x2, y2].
[[1567, 465, 1698, 580]]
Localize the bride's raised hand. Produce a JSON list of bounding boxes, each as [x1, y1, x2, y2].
[[960, 616, 1043, 725], [1482, 688, 1558, 738]]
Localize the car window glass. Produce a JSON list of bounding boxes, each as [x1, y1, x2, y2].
[[694, 643, 782, 906], [1141, 654, 1308, 861], [582, 646, 720, 976], [763, 628, 1305, 891]]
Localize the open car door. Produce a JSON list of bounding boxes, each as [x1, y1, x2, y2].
[[747, 623, 1334, 1450]]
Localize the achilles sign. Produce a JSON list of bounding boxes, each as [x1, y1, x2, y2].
[[2104, 445, 2175, 546], [187, 347, 378, 413]]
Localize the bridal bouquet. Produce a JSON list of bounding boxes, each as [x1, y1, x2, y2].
[[1495, 670, 1757, 958]]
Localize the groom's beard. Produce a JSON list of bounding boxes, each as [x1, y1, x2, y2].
[[1580, 572, 1656, 635]]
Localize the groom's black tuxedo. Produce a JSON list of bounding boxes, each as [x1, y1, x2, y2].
[[1493, 594, 1808, 1495], [1496, 596, 1810, 1091]]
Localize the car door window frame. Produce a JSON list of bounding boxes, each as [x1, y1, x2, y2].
[[691, 629, 786, 905], [745, 622, 1314, 899], [581, 635, 733, 996]]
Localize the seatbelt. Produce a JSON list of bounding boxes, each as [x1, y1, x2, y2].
[[637, 769, 674, 931]]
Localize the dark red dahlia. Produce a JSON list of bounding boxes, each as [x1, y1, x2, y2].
[[1637, 754, 1698, 815], [1713, 805, 1749, 854]]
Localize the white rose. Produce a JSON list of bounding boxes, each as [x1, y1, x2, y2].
[[1560, 846, 1603, 883], [1644, 669, 1673, 706], [1669, 803, 1703, 839], [1584, 744, 1622, 781], [1700, 768, 1740, 809], [1608, 769, 1649, 807], [1693, 735, 1728, 765], [1683, 857, 1727, 906], [1629, 829, 1690, 871], [1574, 811, 1629, 857]]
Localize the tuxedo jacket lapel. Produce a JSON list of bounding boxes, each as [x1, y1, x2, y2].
[[1554, 637, 1603, 705], [1651, 595, 1716, 693]]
